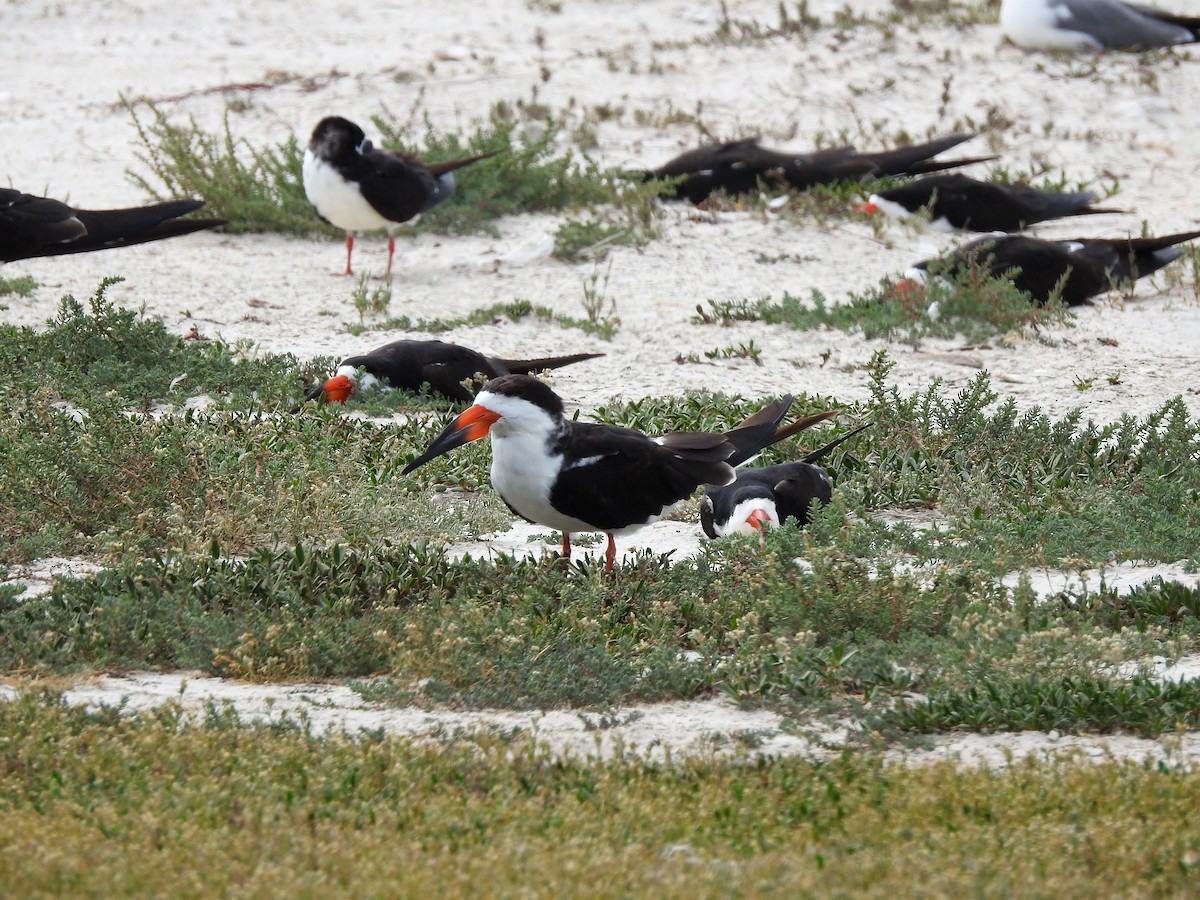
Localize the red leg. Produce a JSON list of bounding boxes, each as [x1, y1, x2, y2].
[[560, 531, 571, 563], [604, 534, 617, 573], [343, 233, 354, 276], [384, 233, 395, 280]]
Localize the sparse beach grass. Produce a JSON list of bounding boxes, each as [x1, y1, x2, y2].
[[2, 291, 1197, 740], [1, 691, 1198, 897]]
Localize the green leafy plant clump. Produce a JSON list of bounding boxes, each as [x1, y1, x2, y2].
[[125, 98, 324, 236], [125, 96, 635, 239], [0, 274, 37, 297], [695, 257, 1074, 344]]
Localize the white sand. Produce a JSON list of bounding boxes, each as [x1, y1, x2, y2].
[[4, 0, 1199, 760]]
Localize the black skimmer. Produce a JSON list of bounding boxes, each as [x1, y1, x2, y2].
[[402, 375, 833, 572], [1001, 0, 1200, 50], [701, 423, 870, 542], [860, 174, 1123, 233], [639, 134, 995, 205], [906, 230, 1200, 306], [305, 339, 605, 404], [302, 116, 498, 278], [0, 188, 225, 263]]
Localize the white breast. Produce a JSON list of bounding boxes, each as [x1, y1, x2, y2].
[[489, 430, 601, 535], [1000, 0, 1102, 50], [302, 150, 394, 231]]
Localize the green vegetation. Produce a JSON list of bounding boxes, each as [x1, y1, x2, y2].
[[1, 290, 1198, 899], [126, 99, 324, 236], [695, 259, 1074, 344], [0, 277, 304, 409], [125, 96, 661, 247], [0, 274, 36, 297], [2, 693, 1199, 897], [2, 297, 1198, 737], [344, 297, 620, 340]]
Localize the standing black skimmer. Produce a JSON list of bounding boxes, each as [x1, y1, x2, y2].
[[906, 230, 1200, 306], [860, 174, 1123, 233], [1, 188, 224, 263], [402, 375, 832, 572], [302, 116, 498, 278], [305, 339, 604, 404], [1001, 0, 1200, 50], [639, 133, 994, 205], [701, 423, 870, 542]]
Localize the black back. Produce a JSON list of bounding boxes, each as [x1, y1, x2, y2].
[[923, 231, 1200, 305], [544, 395, 792, 532], [1, 188, 223, 263], [308, 116, 499, 225], [310, 340, 603, 403], [876, 174, 1115, 232], [700, 462, 832, 538], [640, 133, 988, 204]]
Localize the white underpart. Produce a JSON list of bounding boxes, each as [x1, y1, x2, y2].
[[870, 194, 958, 233], [718, 497, 780, 538], [479, 391, 605, 535], [302, 149, 393, 232], [1000, 0, 1104, 50], [868, 194, 915, 222], [334, 364, 382, 392]]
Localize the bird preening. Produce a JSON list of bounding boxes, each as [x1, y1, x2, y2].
[[302, 115, 499, 278], [401, 374, 844, 572], [0, 188, 225, 263]]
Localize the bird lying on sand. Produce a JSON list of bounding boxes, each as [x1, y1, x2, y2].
[[701, 423, 870, 543], [638, 133, 995, 205], [305, 339, 604, 404], [402, 374, 838, 572], [1000, 0, 1200, 50], [1, 188, 224, 263], [302, 115, 498, 278], [904, 230, 1200, 306], [859, 174, 1124, 233]]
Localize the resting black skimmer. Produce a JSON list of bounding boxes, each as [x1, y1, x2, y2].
[[906, 230, 1200, 306], [302, 116, 498, 278], [1001, 0, 1200, 50], [639, 133, 995, 205], [701, 423, 870, 542], [860, 174, 1123, 233], [0, 188, 224, 263], [402, 375, 834, 571], [306, 339, 604, 404]]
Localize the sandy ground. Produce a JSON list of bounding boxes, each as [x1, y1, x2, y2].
[[4, 0, 1200, 761]]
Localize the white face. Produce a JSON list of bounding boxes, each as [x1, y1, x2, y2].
[[720, 497, 780, 537], [474, 389, 559, 441], [335, 364, 383, 392]]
